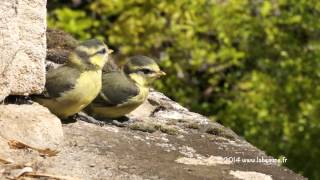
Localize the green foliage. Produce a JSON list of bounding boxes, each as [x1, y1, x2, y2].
[[48, 0, 320, 179]]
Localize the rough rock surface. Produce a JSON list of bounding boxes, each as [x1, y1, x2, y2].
[[0, 103, 63, 152], [0, 92, 305, 180], [0, 0, 46, 101]]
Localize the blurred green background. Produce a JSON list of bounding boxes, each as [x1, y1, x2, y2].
[[47, 0, 320, 179]]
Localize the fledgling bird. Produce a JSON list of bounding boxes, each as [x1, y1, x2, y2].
[[35, 39, 112, 119], [85, 55, 166, 119]]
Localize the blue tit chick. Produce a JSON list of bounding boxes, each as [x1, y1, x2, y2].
[[35, 39, 113, 119], [85, 55, 165, 119]]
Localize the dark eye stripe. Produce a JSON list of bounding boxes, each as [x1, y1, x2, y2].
[[91, 48, 107, 56], [138, 68, 154, 74], [98, 48, 107, 54]]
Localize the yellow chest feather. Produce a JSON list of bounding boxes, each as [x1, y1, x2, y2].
[[62, 70, 102, 103], [39, 70, 102, 118]]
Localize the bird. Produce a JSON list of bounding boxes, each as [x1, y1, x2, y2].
[[84, 55, 166, 119], [35, 39, 112, 119], [46, 28, 119, 71]]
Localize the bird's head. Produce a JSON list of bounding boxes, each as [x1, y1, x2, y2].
[[68, 39, 113, 70], [124, 55, 166, 86]]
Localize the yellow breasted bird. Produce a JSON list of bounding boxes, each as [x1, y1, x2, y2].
[[35, 39, 112, 118], [85, 55, 166, 119]]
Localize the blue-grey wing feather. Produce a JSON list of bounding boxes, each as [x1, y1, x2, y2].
[[93, 71, 139, 106], [44, 66, 81, 98]]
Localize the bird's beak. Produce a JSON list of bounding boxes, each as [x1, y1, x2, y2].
[[108, 49, 114, 54], [157, 70, 166, 77]]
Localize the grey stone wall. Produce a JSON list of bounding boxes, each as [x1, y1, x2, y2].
[[0, 0, 46, 101]]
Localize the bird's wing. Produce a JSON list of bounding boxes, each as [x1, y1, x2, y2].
[[93, 71, 139, 106], [44, 66, 81, 98]]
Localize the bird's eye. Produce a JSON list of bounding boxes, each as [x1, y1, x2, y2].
[[97, 48, 107, 54], [139, 68, 153, 74]]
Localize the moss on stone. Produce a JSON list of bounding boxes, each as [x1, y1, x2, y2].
[[129, 122, 157, 133]]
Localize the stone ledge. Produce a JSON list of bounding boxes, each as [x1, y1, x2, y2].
[[0, 92, 306, 180], [0, 103, 63, 152]]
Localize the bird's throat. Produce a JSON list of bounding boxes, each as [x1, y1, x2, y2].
[[129, 73, 148, 87]]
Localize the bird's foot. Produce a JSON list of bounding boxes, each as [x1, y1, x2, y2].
[[76, 112, 107, 126], [111, 116, 137, 127], [61, 116, 77, 124]]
